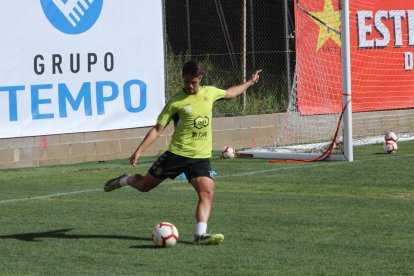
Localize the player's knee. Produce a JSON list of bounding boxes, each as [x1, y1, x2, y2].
[[199, 189, 214, 201]]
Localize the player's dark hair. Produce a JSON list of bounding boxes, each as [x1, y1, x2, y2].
[[182, 60, 203, 77]]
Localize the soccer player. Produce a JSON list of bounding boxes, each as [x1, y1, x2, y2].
[[104, 60, 261, 245]]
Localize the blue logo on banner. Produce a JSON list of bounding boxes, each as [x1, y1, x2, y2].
[[40, 0, 103, 35]]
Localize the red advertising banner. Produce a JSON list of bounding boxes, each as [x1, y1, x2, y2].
[[295, 0, 414, 115]]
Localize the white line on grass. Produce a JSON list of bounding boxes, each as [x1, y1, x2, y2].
[[1, 153, 413, 205], [0, 189, 101, 204], [0, 163, 327, 205]]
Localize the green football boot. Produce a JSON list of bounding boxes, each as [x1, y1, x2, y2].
[[193, 233, 224, 245]]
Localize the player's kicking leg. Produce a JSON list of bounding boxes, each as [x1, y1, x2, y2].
[[104, 173, 162, 192]]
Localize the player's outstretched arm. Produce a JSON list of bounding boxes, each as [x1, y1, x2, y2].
[[130, 123, 165, 166], [224, 69, 262, 100]]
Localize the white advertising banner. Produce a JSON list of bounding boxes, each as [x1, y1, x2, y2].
[[0, 0, 165, 138]]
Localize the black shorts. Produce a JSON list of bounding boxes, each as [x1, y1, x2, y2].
[[148, 151, 213, 181]]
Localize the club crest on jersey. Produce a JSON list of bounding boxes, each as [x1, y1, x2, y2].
[[194, 116, 209, 129], [203, 96, 209, 102]]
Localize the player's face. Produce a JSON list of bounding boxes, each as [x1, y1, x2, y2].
[[182, 74, 202, 95]]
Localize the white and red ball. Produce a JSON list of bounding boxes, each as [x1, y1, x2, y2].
[[383, 141, 398, 154], [221, 146, 236, 159], [384, 131, 398, 143], [152, 222, 179, 247]]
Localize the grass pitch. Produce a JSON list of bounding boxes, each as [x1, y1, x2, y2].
[[1, 141, 414, 275]]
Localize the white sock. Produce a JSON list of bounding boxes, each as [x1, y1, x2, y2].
[[196, 222, 208, 237], [119, 175, 129, 186]]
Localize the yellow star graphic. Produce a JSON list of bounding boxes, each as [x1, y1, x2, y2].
[[309, 0, 341, 51]]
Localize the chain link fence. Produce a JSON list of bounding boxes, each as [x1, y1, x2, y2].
[[164, 0, 295, 117]]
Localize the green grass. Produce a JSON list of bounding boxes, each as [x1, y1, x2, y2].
[[1, 141, 414, 275]]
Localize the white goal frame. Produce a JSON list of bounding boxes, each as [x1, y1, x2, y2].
[[341, 0, 353, 161], [240, 0, 414, 162], [239, 0, 353, 162]]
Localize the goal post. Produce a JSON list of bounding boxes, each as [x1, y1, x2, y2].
[[238, 0, 414, 161], [341, 0, 353, 161]]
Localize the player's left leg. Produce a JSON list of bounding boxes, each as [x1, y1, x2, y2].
[[104, 172, 164, 192], [190, 176, 224, 245], [190, 176, 214, 224]]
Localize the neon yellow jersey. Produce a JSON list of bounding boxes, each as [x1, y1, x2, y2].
[[157, 86, 226, 158]]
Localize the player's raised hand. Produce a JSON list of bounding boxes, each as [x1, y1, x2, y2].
[[250, 69, 262, 84]]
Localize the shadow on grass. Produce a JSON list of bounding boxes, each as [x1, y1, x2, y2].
[[0, 228, 151, 242], [0, 228, 193, 248]]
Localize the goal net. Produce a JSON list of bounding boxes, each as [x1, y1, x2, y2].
[[240, 0, 414, 161]]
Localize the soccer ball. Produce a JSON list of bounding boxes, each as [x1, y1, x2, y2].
[[384, 131, 398, 143], [383, 141, 398, 154], [152, 222, 179, 247], [221, 146, 236, 159]]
